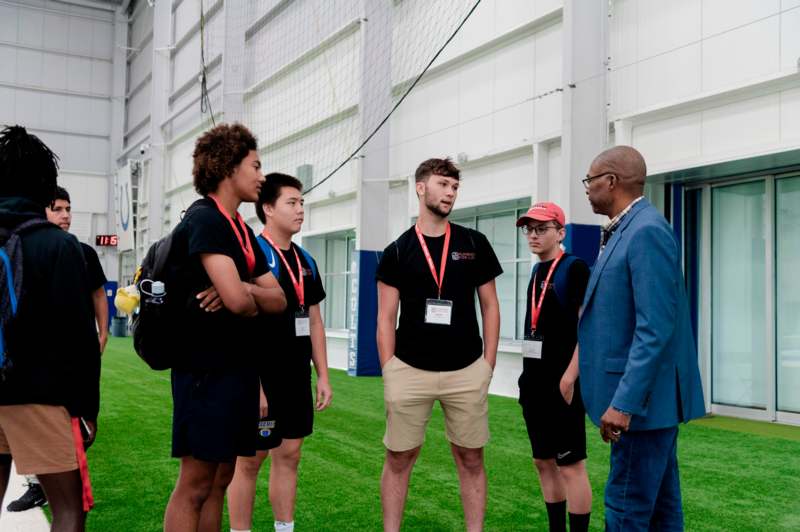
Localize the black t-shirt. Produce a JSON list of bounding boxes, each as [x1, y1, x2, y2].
[[80, 242, 107, 291], [170, 198, 268, 371], [376, 223, 503, 371], [520, 254, 590, 386], [257, 241, 325, 377]]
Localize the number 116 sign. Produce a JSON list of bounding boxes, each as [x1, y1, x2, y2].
[[95, 234, 118, 247]]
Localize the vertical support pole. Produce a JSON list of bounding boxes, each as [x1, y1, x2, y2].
[[560, 0, 609, 264], [222, 0, 246, 123], [147, 0, 170, 244], [348, 2, 392, 377], [109, 6, 128, 283]]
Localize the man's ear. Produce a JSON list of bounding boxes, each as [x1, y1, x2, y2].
[[557, 226, 567, 243], [415, 180, 425, 199], [261, 202, 272, 220]]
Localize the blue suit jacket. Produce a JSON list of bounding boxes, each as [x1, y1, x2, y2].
[[578, 199, 706, 431]]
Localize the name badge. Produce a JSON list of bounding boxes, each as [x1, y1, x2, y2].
[[295, 309, 310, 337], [425, 299, 453, 325], [522, 332, 543, 359]]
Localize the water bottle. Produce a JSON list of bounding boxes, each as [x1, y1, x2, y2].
[[142, 280, 166, 318], [150, 281, 165, 305]]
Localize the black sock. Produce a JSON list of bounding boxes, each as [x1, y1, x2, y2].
[[568, 512, 590, 532], [545, 500, 567, 532]]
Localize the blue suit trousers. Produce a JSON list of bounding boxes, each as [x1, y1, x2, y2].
[[605, 427, 683, 531]]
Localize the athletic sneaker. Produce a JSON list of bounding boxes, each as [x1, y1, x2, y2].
[[6, 482, 47, 511]]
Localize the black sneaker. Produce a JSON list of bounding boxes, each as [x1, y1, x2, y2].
[[6, 482, 47, 512]]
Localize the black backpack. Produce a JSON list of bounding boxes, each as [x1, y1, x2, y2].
[[0, 218, 52, 373], [132, 230, 183, 370]]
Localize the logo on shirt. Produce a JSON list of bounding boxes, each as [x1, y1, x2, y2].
[[451, 251, 476, 261], [302, 267, 313, 277]]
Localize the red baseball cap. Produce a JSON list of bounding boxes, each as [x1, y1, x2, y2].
[[516, 202, 566, 227]]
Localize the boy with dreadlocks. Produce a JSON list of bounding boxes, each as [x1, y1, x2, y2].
[[0, 125, 100, 531]]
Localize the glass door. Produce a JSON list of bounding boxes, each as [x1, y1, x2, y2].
[[711, 181, 767, 409], [776, 175, 800, 414]]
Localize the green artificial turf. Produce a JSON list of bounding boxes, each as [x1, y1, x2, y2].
[[86, 338, 800, 531]]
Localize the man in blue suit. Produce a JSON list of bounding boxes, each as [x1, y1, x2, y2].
[[578, 146, 705, 531]]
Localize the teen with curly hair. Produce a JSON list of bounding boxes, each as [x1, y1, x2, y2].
[[163, 123, 286, 532]]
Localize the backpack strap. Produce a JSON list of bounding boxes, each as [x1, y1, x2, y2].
[[0, 218, 51, 368], [551, 254, 578, 310], [256, 235, 281, 280], [297, 245, 318, 281]]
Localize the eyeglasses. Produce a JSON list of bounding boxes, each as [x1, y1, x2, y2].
[[521, 224, 559, 236], [582, 172, 614, 189]]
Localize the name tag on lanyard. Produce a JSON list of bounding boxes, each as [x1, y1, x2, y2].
[[525, 253, 565, 360], [522, 332, 544, 359], [416, 223, 453, 326], [425, 298, 453, 325], [294, 309, 310, 337]]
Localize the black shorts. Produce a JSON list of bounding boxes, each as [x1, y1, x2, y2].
[[256, 365, 314, 451], [519, 377, 586, 466], [171, 368, 260, 462]]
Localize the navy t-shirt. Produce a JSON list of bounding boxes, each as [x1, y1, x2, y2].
[[520, 254, 590, 388], [376, 223, 503, 371]]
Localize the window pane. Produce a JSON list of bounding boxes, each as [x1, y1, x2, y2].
[[496, 265, 515, 339], [303, 237, 326, 273], [452, 215, 475, 230], [516, 209, 531, 259], [327, 237, 347, 273], [477, 212, 515, 261], [711, 181, 766, 409], [325, 273, 347, 329], [347, 237, 356, 272], [777, 176, 800, 413], [516, 261, 531, 339]]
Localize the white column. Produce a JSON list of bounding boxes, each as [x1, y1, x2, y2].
[[108, 5, 128, 282], [147, 0, 171, 243], [348, 1, 392, 376], [222, 0, 246, 123], [561, 0, 609, 227]]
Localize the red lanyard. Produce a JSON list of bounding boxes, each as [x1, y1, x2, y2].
[[415, 222, 451, 299], [261, 231, 305, 308], [207, 194, 256, 276], [530, 252, 564, 332]]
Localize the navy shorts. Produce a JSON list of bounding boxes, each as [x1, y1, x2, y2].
[[519, 377, 587, 466], [256, 364, 314, 450], [171, 368, 260, 463]]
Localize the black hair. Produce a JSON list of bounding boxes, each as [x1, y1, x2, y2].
[[53, 185, 70, 205], [0, 125, 59, 207], [192, 123, 258, 196], [256, 172, 303, 224]]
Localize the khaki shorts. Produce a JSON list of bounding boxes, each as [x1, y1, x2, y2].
[[0, 404, 79, 475], [382, 356, 493, 452]]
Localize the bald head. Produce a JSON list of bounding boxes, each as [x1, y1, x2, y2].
[[592, 145, 647, 193]]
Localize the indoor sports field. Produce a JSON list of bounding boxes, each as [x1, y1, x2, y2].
[[89, 338, 800, 531]]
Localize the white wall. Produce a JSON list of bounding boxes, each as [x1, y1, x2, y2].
[[610, 0, 800, 173], [0, 0, 117, 277]]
